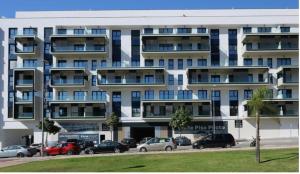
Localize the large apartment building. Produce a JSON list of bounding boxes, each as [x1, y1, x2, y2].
[[0, 9, 298, 148]]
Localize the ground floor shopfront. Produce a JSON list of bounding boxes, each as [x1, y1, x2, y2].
[[0, 118, 298, 148]]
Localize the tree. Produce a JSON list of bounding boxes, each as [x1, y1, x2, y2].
[[169, 107, 192, 140], [37, 118, 61, 147], [105, 112, 119, 141], [247, 87, 276, 163]]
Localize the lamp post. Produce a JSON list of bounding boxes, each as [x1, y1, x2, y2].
[[41, 59, 48, 157], [211, 85, 216, 134]]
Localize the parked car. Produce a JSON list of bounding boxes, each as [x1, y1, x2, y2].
[[193, 131, 210, 140], [29, 143, 42, 156], [44, 142, 81, 156], [192, 133, 236, 149], [139, 137, 152, 144], [66, 139, 94, 151], [121, 138, 137, 148], [0, 145, 35, 158], [175, 136, 192, 146], [85, 141, 129, 154], [137, 137, 177, 152]]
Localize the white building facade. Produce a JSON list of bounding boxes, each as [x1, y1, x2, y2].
[[0, 9, 298, 148]]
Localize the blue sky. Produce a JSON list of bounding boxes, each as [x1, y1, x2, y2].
[[0, 0, 298, 18]]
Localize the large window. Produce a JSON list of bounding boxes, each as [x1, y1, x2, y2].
[[197, 59, 207, 66], [178, 59, 183, 69], [243, 27, 252, 33], [159, 28, 173, 34], [159, 90, 174, 100], [9, 28, 17, 38], [92, 75, 97, 86], [178, 74, 183, 85], [258, 27, 271, 33], [112, 30, 121, 67], [198, 90, 208, 99], [244, 58, 253, 66], [229, 90, 238, 116], [211, 90, 221, 116], [177, 28, 192, 33], [91, 28, 106, 34], [211, 75, 220, 83], [244, 89, 253, 99], [168, 75, 174, 85], [144, 28, 153, 34], [228, 29, 237, 66], [131, 30, 140, 66], [144, 90, 154, 100], [168, 59, 174, 69], [159, 59, 164, 67], [277, 58, 291, 67], [74, 29, 84, 35], [92, 91, 106, 100], [23, 28, 37, 35], [132, 91, 141, 117], [74, 91, 85, 100], [178, 90, 192, 100], [280, 27, 290, 33], [197, 28, 207, 33], [92, 60, 97, 70], [210, 29, 220, 66], [187, 59, 192, 67], [74, 60, 88, 68], [278, 89, 292, 98]]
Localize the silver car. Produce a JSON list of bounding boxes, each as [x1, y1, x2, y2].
[[0, 145, 33, 158], [137, 137, 177, 152]]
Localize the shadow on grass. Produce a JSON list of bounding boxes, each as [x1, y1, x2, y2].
[[261, 153, 299, 163], [122, 165, 146, 169]]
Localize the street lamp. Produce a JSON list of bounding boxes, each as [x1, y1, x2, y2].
[[211, 85, 216, 134], [41, 59, 49, 157]]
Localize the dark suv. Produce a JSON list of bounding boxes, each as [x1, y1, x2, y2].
[[192, 133, 235, 149], [121, 138, 137, 148]]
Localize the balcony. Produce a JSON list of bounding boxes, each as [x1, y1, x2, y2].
[[49, 96, 106, 104], [50, 34, 107, 55], [276, 65, 299, 87], [13, 69, 35, 88], [14, 35, 38, 55], [187, 66, 269, 87], [14, 104, 34, 119], [142, 99, 211, 119], [97, 67, 166, 87], [50, 69, 87, 87], [50, 103, 106, 120], [141, 34, 210, 56], [242, 32, 298, 43]]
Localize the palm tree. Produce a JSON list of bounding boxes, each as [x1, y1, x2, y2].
[[37, 118, 61, 147], [247, 87, 276, 163], [105, 112, 119, 141]]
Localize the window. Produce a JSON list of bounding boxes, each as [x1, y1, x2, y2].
[[131, 30, 140, 66], [277, 58, 291, 67], [197, 59, 207, 66], [168, 59, 174, 69], [132, 91, 141, 117], [178, 74, 183, 85], [258, 74, 264, 82], [248, 74, 253, 82], [244, 58, 253, 66], [74, 91, 85, 100], [278, 89, 292, 98], [144, 75, 154, 84], [197, 28, 206, 33], [211, 75, 220, 83], [9, 28, 17, 38], [159, 90, 174, 100], [243, 27, 252, 33], [235, 120, 243, 128], [145, 59, 154, 67], [74, 29, 84, 35], [211, 90, 221, 116], [144, 28, 153, 34], [101, 60, 106, 67], [280, 27, 290, 32], [159, 59, 164, 67], [9, 44, 15, 55], [44, 43, 51, 54], [23, 59, 37, 67], [210, 29, 220, 66], [229, 90, 238, 116], [74, 44, 84, 51], [144, 90, 154, 100], [244, 89, 253, 99], [177, 28, 192, 33], [58, 91, 68, 100], [258, 27, 271, 33], [258, 58, 263, 66], [92, 91, 106, 100], [57, 29, 67, 34], [23, 28, 37, 35], [267, 58, 273, 68], [178, 59, 183, 69], [56, 60, 66, 67], [228, 29, 237, 66], [198, 90, 207, 99], [178, 90, 192, 100], [92, 60, 97, 70], [92, 75, 97, 86], [91, 28, 106, 34], [74, 60, 88, 68], [112, 30, 121, 67], [168, 74, 174, 85], [187, 59, 192, 67], [159, 28, 173, 34]]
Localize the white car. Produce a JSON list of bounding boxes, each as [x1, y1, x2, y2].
[[0, 145, 33, 158], [137, 137, 177, 152]]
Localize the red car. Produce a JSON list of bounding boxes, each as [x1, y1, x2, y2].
[[44, 142, 80, 156]]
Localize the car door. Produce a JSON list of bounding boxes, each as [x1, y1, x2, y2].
[[0, 146, 10, 157], [148, 138, 161, 151], [97, 143, 108, 153], [7, 145, 18, 157], [204, 135, 214, 147]]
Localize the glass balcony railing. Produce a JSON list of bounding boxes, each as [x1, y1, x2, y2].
[[51, 45, 106, 52], [14, 112, 34, 119], [51, 112, 106, 119], [143, 45, 210, 52], [16, 46, 35, 53], [99, 78, 165, 85], [188, 79, 268, 84], [51, 96, 106, 102], [51, 79, 84, 86], [15, 97, 33, 102], [246, 44, 298, 51], [15, 79, 34, 85]]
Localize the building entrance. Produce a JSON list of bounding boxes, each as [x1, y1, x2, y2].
[[130, 127, 155, 142]]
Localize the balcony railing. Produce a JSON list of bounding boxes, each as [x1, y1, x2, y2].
[[188, 79, 268, 85], [51, 112, 106, 119], [245, 44, 298, 51], [51, 45, 106, 52], [15, 79, 34, 86], [99, 78, 165, 85], [51, 96, 106, 102], [14, 112, 34, 119], [15, 97, 33, 102], [143, 45, 210, 52], [51, 79, 84, 86]]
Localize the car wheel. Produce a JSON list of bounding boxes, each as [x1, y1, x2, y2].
[[88, 149, 94, 154], [67, 150, 74, 155], [226, 144, 232, 148], [165, 146, 173, 151], [17, 153, 25, 158], [114, 148, 120, 153], [199, 145, 204, 149], [139, 147, 147, 152]]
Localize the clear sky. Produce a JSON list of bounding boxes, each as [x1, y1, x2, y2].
[[0, 0, 298, 18]]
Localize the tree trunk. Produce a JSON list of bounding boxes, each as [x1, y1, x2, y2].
[[45, 132, 48, 147], [256, 111, 260, 163], [111, 126, 113, 141]]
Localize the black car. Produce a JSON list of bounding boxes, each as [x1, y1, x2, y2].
[[192, 133, 235, 149], [121, 138, 137, 148], [174, 136, 192, 146], [85, 141, 129, 154]]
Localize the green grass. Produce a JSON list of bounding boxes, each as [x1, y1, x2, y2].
[[0, 148, 298, 172]]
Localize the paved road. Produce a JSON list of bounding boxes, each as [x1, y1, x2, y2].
[[0, 137, 298, 169]]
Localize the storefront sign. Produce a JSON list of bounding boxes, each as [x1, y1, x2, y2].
[[175, 121, 228, 134], [58, 133, 99, 144]]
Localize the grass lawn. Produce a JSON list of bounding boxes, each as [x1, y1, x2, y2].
[[0, 148, 298, 172]]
